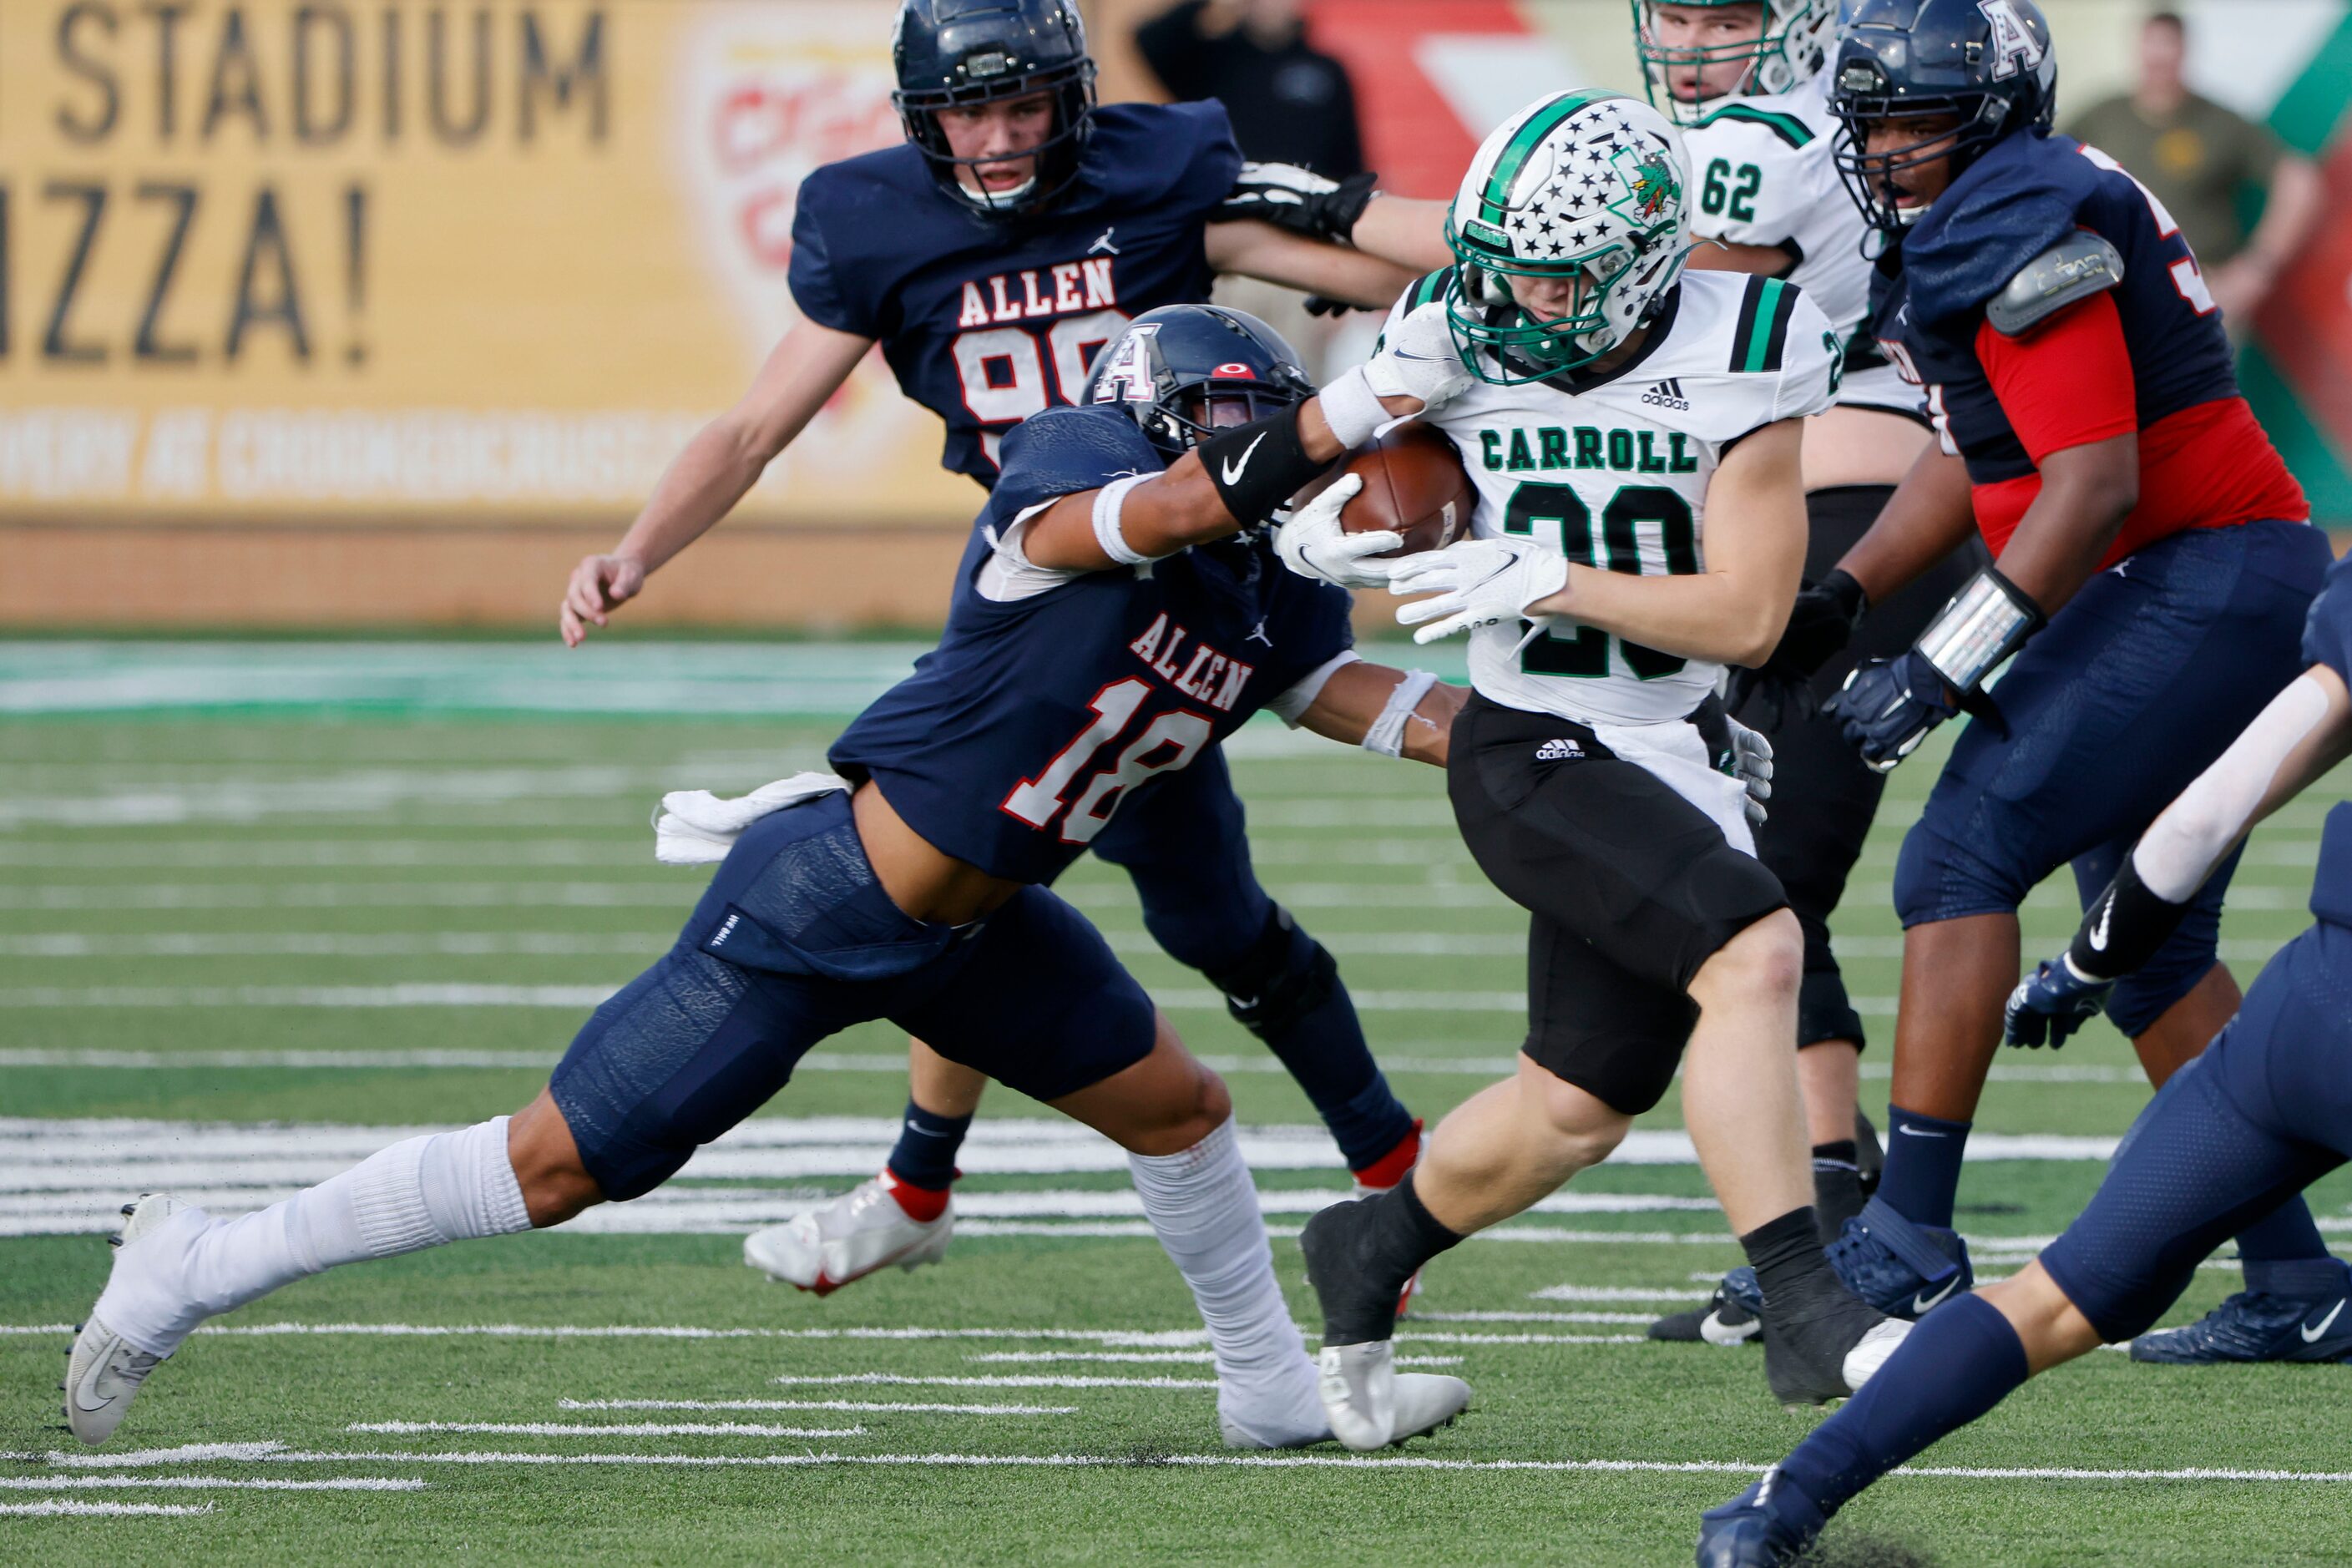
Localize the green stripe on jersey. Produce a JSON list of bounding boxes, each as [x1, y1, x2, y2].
[[1693, 103, 1815, 149], [1739, 277, 1789, 373]]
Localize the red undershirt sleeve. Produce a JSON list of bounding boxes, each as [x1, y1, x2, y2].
[[1974, 290, 2138, 465]]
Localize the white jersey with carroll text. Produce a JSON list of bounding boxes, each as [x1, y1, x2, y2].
[[1681, 74, 1919, 418], [1384, 267, 1837, 739]]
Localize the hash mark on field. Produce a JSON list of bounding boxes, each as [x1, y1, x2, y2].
[[771, 1374, 1217, 1390], [960, 1351, 1467, 1367], [0, 1500, 215, 1517], [559, 1399, 1076, 1416], [346, 1421, 865, 1439]]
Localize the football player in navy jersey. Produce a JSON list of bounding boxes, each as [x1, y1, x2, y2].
[[1696, 557, 2352, 1566], [62, 304, 1487, 1454], [555, 0, 1433, 1292], [1739, 0, 2346, 1354]]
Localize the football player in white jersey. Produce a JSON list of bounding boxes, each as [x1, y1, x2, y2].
[[1273, 92, 1906, 1442], [1632, 0, 1991, 1344]]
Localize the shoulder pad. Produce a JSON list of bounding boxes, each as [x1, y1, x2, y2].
[[1986, 233, 2125, 337]]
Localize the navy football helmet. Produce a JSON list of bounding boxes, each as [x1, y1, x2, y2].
[[1828, 0, 2058, 233], [892, 0, 1097, 219], [1081, 306, 1314, 463]]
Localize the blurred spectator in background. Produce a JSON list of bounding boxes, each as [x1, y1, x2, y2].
[[2066, 9, 2323, 332], [1134, 0, 1363, 176]]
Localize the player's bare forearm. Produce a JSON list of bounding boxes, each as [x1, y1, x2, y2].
[[1202, 220, 1424, 308], [1298, 662, 1465, 766], [1990, 432, 2138, 616], [1347, 195, 1453, 274], [609, 422, 772, 575], [1532, 419, 1806, 666], [560, 320, 874, 645], [1835, 443, 1979, 604]]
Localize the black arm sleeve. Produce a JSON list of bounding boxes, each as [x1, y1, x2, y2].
[[2067, 852, 2194, 984]]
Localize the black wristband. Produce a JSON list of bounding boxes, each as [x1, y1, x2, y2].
[[1819, 569, 1869, 624], [2068, 852, 2192, 983], [1199, 404, 1332, 528]]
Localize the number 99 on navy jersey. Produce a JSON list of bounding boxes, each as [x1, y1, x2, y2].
[[827, 405, 1355, 885], [788, 101, 1242, 485]]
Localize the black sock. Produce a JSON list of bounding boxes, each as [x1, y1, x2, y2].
[[1811, 1141, 1864, 1244], [1313, 1171, 1462, 1343], [1740, 1206, 1839, 1318]]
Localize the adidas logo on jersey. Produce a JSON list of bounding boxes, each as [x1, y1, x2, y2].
[[1535, 737, 1585, 762], [1640, 377, 1692, 412]]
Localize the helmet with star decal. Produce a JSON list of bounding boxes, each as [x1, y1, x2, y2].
[[1443, 91, 1695, 385]]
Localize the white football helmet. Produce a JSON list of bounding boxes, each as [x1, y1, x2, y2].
[[1632, 0, 1839, 125], [1444, 92, 1694, 384]]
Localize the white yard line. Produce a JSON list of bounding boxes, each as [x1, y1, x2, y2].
[[345, 1421, 866, 1439], [0, 1500, 215, 1516], [0, 983, 1528, 1011], [0, 1047, 1529, 1078], [39, 1441, 2352, 1485], [959, 1351, 1466, 1367], [0, 1475, 427, 1492]]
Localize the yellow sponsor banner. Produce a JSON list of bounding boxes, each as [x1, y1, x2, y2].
[[0, 0, 976, 523]]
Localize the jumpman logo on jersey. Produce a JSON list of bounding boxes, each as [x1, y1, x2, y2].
[[1246, 619, 1274, 647], [1088, 226, 1120, 256]]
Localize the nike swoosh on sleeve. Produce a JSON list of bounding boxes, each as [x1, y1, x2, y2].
[[1222, 432, 1268, 486]]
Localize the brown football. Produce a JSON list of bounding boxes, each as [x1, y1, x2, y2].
[[1338, 423, 1476, 559]]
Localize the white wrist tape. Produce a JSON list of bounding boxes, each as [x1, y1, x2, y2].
[[1363, 669, 1440, 758], [2133, 672, 2329, 901], [1317, 366, 1386, 451], [1092, 474, 1158, 566]]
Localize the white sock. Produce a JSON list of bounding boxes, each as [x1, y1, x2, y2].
[[1127, 1115, 1323, 1444], [98, 1117, 533, 1357]]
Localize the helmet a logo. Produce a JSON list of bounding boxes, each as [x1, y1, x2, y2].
[[1091, 325, 1160, 403], [1976, 1, 2045, 80]]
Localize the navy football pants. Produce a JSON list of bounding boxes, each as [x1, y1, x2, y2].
[[550, 792, 1156, 1201], [1896, 519, 2329, 1035], [2041, 918, 2352, 1341]]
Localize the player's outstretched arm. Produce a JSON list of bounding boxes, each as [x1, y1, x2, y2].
[[1294, 662, 1465, 767], [1212, 164, 1452, 274], [1202, 220, 1426, 311], [559, 319, 874, 646], [2008, 662, 2352, 1046], [1020, 304, 1469, 570]]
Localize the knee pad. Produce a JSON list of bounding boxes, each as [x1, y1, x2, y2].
[[1892, 815, 2026, 928], [1204, 907, 1338, 1039], [1797, 966, 1865, 1052]]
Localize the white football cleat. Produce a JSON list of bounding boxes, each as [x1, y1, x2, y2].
[[743, 1173, 951, 1295], [1840, 1316, 1913, 1391], [65, 1194, 191, 1446], [1315, 1341, 1471, 1452]]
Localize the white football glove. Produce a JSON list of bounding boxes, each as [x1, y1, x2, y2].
[[1388, 535, 1569, 645], [1318, 302, 1475, 448], [1726, 716, 1773, 828], [1275, 475, 1402, 590]]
